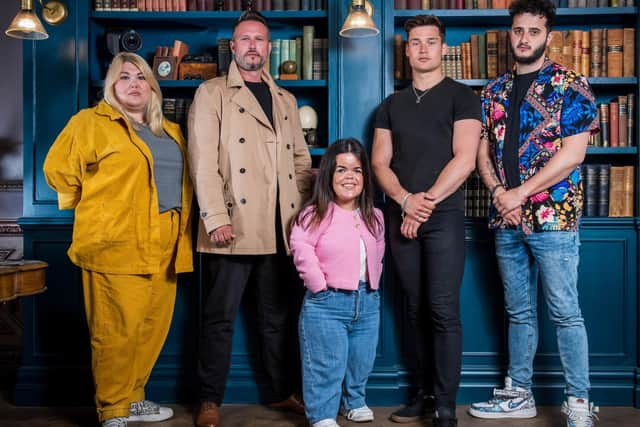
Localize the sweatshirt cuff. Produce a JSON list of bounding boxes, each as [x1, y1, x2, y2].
[[57, 192, 80, 210]]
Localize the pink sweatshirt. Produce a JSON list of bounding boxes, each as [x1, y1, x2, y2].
[[290, 202, 385, 293]]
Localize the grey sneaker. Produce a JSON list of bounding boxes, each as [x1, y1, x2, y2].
[[127, 399, 173, 422], [468, 377, 537, 419], [102, 417, 127, 427], [341, 405, 374, 422], [561, 397, 599, 427]]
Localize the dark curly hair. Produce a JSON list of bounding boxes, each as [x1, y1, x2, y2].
[[509, 0, 556, 31], [404, 14, 445, 40]]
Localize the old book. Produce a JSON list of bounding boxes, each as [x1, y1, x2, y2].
[[599, 103, 610, 147], [470, 35, 479, 79], [562, 30, 574, 69], [497, 30, 508, 75], [610, 101, 619, 147], [627, 93, 634, 146], [217, 38, 230, 76], [597, 164, 610, 217], [606, 28, 624, 78], [269, 39, 281, 79], [478, 32, 487, 79], [618, 96, 628, 147], [601, 28, 607, 76], [623, 166, 635, 216], [285, 0, 299, 10], [623, 28, 635, 77], [572, 30, 582, 74], [590, 28, 602, 77], [581, 31, 590, 77], [394, 35, 404, 81], [272, 0, 284, 10], [609, 166, 626, 217], [455, 45, 462, 79], [395, 0, 407, 8], [548, 31, 564, 65], [486, 30, 498, 79], [407, 0, 421, 8], [95, 0, 104, 10], [583, 164, 598, 217], [295, 37, 302, 79], [421, 0, 430, 8], [312, 38, 322, 80]]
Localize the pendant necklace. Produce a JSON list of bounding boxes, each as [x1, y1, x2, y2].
[[412, 84, 430, 104]]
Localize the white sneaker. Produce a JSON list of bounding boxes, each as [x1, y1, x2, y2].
[[468, 376, 537, 419], [126, 400, 173, 422], [312, 419, 341, 427], [561, 396, 599, 427], [102, 417, 127, 427], [341, 405, 374, 422]]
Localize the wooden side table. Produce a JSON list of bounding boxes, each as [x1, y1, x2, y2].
[[0, 261, 48, 302]]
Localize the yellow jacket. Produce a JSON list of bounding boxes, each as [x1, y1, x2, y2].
[[43, 101, 193, 275]]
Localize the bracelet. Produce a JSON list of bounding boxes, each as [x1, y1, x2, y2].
[[400, 192, 412, 219], [490, 183, 504, 197]]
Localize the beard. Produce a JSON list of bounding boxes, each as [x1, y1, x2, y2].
[[235, 52, 266, 71], [511, 42, 546, 65]]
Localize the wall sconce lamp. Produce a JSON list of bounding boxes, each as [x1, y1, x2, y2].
[[339, 0, 379, 38], [5, 0, 68, 41]]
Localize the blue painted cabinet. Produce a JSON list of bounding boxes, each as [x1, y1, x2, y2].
[[17, 1, 639, 407]]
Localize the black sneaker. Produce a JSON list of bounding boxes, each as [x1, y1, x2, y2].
[[433, 407, 457, 427], [389, 391, 436, 423]]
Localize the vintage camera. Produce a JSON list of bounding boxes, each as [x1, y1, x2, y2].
[[106, 28, 143, 56]]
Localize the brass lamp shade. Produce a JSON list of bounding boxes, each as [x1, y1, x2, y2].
[[5, 9, 48, 40], [339, 0, 379, 38], [5, 0, 69, 40]]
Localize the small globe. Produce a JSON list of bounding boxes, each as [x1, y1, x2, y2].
[[281, 60, 297, 74]]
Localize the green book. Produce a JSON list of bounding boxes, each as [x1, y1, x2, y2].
[[295, 37, 302, 79], [270, 39, 281, 79], [303, 25, 314, 80]]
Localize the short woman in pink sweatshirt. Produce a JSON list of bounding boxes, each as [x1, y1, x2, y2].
[[290, 138, 385, 427]]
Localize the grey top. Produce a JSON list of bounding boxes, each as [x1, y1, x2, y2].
[[135, 124, 183, 212]]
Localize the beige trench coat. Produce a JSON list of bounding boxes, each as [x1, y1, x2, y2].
[[188, 61, 312, 255]]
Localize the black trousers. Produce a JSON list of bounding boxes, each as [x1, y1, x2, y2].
[[197, 249, 302, 404], [387, 208, 465, 411]]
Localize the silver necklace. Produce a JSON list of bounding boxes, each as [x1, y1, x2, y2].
[[412, 85, 430, 104]]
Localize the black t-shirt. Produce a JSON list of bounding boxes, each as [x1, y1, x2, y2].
[[374, 77, 481, 211], [503, 70, 538, 189], [245, 80, 274, 128]]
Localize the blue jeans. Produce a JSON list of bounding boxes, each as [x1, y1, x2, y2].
[[299, 281, 380, 423], [495, 229, 590, 399]]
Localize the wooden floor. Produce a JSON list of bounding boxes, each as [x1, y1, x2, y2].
[[0, 399, 638, 427]]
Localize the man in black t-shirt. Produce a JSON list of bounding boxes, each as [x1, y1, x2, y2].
[[372, 14, 481, 427]]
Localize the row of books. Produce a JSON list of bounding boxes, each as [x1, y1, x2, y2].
[[548, 28, 635, 78], [590, 95, 635, 147], [94, 0, 326, 11], [394, 0, 634, 8], [162, 97, 192, 132], [395, 27, 635, 81], [463, 172, 491, 218], [268, 30, 328, 80], [583, 164, 635, 217]]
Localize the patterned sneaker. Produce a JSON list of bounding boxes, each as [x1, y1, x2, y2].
[[468, 377, 537, 419], [561, 397, 599, 427], [341, 405, 374, 422], [390, 390, 436, 423], [127, 399, 174, 422], [102, 417, 127, 427]]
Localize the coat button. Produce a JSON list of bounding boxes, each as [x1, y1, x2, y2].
[[226, 202, 232, 208], [278, 92, 283, 96], [201, 212, 207, 218], [239, 107, 245, 113], [286, 144, 291, 149], [239, 137, 245, 143], [290, 203, 295, 209], [240, 198, 247, 204], [289, 174, 293, 179], [284, 116, 288, 120], [240, 168, 246, 173]]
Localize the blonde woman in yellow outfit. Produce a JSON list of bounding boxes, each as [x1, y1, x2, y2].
[[43, 52, 193, 427]]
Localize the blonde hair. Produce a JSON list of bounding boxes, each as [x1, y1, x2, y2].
[[103, 52, 164, 136]]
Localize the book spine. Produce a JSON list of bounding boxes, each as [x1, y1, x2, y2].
[[618, 95, 628, 147], [270, 39, 281, 79], [599, 103, 609, 147], [622, 28, 635, 77], [302, 26, 314, 80], [606, 28, 624, 78], [627, 93, 634, 146], [590, 28, 602, 77], [610, 101, 619, 147], [608, 166, 625, 217], [394, 35, 404, 81], [597, 164, 610, 217], [623, 166, 635, 216], [583, 164, 597, 217]]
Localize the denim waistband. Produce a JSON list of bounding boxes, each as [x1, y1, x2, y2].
[[326, 281, 371, 293]]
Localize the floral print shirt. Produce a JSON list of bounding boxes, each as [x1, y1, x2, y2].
[[480, 59, 599, 233]]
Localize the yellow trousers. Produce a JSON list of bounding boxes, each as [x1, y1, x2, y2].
[[82, 210, 179, 421]]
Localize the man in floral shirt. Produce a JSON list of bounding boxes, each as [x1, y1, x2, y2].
[[469, 0, 599, 426]]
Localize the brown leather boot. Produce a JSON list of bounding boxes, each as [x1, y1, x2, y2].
[[268, 393, 305, 415], [195, 401, 219, 427]]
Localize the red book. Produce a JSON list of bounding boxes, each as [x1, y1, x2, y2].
[[610, 101, 619, 147]]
